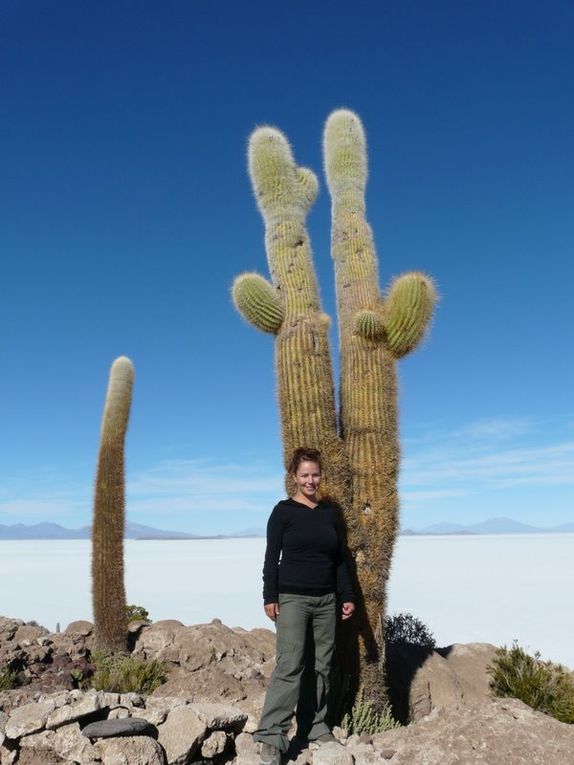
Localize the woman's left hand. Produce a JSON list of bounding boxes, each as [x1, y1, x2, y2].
[[341, 602, 355, 620]]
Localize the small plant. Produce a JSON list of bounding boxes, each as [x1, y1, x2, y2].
[[385, 612, 436, 648], [341, 689, 400, 735], [90, 651, 167, 694], [0, 668, 19, 691], [126, 604, 150, 623], [487, 642, 574, 724]]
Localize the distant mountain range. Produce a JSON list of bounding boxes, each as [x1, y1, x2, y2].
[[0, 521, 262, 541], [402, 517, 574, 535], [0, 517, 573, 540]]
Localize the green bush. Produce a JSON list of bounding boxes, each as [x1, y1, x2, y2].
[[341, 689, 400, 735], [385, 612, 436, 648], [0, 668, 19, 691], [125, 604, 151, 623], [90, 651, 167, 694], [487, 642, 574, 724]]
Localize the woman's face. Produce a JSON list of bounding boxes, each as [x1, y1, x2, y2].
[[294, 460, 322, 498]]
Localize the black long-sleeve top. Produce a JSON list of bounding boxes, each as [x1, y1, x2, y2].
[[262, 498, 355, 605]]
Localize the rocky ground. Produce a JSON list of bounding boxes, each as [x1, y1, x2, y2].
[[1, 615, 573, 764]]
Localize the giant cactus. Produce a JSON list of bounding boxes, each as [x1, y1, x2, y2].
[[91, 356, 134, 652], [233, 112, 436, 709]]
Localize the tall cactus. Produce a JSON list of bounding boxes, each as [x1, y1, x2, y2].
[[233, 128, 348, 504], [324, 110, 437, 706], [233, 112, 437, 709], [91, 356, 134, 652]]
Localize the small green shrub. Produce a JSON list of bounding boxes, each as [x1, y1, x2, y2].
[[90, 651, 167, 694], [385, 612, 435, 648], [341, 689, 400, 735], [0, 668, 19, 691], [487, 642, 574, 724], [125, 604, 151, 623]]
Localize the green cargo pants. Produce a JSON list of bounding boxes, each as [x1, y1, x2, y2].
[[253, 592, 336, 753]]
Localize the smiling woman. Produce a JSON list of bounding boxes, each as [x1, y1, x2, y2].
[[253, 447, 355, 761]]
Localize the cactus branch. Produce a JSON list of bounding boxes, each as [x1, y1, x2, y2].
[[232, 272, 284, 334]]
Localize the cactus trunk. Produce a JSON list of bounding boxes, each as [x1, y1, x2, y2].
[[91, 356, 134, 652]]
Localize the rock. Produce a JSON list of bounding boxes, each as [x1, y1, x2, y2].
[[132, 621, 186, 662], [45, 689, 116, 728], [137, 698, 185, 727], [189, 701, 248, 732], [82, 717, 157, 739], [16, 748, 66, 764], [346, 742, 378, 765], [5, 698, 57, 738], [379, 748, 396, 760], [375, 697, 574, 764], [311, 744, 354, 765], [54, 721, 97, 761], [157, 705, 206, 764], [0, 743, 17, 765], [201, 730, 228, 757], [387, 641, 498, 724], [20, 729, 56, 748], [0, 711, 7, 746], [63, 621, 94, 636], [235, 732, 259, 757], [94, 735, 166, 765]]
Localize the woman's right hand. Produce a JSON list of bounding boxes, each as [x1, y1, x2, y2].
[[264, 603, 279, 622]]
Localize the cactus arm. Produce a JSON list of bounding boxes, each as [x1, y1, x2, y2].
[[234, 126, 348, 503], [354, 309, 386, 342], [383, 272, 438, 358], [232, 272, 284, 334], [91, 356, 133, 652]]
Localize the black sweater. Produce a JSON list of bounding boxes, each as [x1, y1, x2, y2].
[[262, 498, 355, 605]]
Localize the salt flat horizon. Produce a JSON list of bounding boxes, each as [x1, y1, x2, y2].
[[1, 534, 572, 670]]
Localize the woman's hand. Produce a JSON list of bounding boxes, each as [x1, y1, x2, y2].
[[341, 602, 355, 620], [264, 603, 280, 622]]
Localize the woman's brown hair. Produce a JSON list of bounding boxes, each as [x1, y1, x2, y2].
[[287, 447, 323, 475]]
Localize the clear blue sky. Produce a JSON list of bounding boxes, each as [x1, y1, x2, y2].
[[2, 0, 573, 534]]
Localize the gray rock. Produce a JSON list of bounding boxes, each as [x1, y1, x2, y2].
[[19, 730, 56, 748], [63, 621, 94, 636], [0, 711, 7, 747], [54, 721, 96, 762], [157, 705, 206, 764], [189, 702, 248, 732], [346, 742, 378, 765], [45, 690, 114, 728], [137, 698, 185, 727], [0, 744, 18, 765], [376, 697, 574, 764], [82, 717, 157, 739], [94, 735, 166, 765], [5, 699, 57, 738], [201, 730, 228, 758], [235, 732, 259, 757], [311, 744, 354, 765]]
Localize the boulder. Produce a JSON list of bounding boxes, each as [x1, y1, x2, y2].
[[386, 641, 497, 723], [54, 721, 97, 761], [311, 743, 353, 765], [5, 699, 57, 738], [94, 735, 166, 765], [45, 689, 118, 728], [63, 621, 94, 637], [157, 705, 206, 764], [371, 697, 574, 764], [189, 701, 247, 732]]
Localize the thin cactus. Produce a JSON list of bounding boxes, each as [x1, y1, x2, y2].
[[91, 356, 134, 652]]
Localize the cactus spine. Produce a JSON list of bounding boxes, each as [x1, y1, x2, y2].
[[234, 112, 437, 709], [91, 356, 134, 652], [232, 128, 348, 503]]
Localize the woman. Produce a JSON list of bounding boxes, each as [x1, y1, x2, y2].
[[254, 447, 355, 765]]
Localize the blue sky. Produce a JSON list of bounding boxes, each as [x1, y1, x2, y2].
[[1, 0, 573, 534]]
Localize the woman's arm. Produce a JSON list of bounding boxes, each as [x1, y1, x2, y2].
[[262, 504, 284, 613]]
